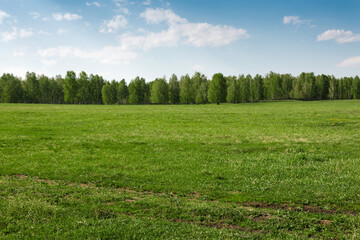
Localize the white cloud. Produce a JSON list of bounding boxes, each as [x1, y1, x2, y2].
[[117, 8, 129, 14], [283, 16, 314, 27], [53, 13, 82, 21], [114, 0, 126, 7], [1, 27, 33, 42], [41, 59, 58, 66], [317, 29, 360, 43], [0, 66, 31, 79], [38, 30, 51, 36], [57, 28, 67, 35], [126, 8, 249, 49], [100, 15, 127, 33], [38, 8, 248, 65], [141, 8, 186, 25], [29, 12, 40, 19], [284, 16, 301, 25], [119, 30, 180, 50], [86, 2, 101, 7], [19, 29, 33, 38], [1, 28, 17, 42], [38, 45, 138, 64], [112, 0, 130, 14], [143, 0, 151, 5], [180, 22, 248, 47], [0, 10, 10, 24], [14, 51, 25, 57], [338, 56, 360, 67]]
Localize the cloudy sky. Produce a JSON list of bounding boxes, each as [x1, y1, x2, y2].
[[0, 0, 359, 81]]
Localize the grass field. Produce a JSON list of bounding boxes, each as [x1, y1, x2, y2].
[[1, 100, 360, 239]]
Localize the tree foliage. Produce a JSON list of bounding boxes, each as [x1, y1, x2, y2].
[[151, 78, 169, 104], [168, 74, 180, 104], [129, 77, 148, 104], [226, 76, 240, 103], [118, 79, 129, 104], [0, 71, 358, 105], [64, 71, 78, 104], [180, 74, 193, 104], [208, 73, 227, 104], [24, 72, 41, 103]]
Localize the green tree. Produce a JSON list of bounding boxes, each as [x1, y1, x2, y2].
[[241, 75, 251, 102], [102, 82, 111, 105], [266, 72, 282, 100], [237, 75, 245, 101], [143, 79, 151, 104], [208, 73, 227, 104], [226, 76, 240, 103], [252, 74, 265, 102], [352, 76, 360, 99], [316, 74, 330, 100], [0, 74, 23, 103], [117, 79, 129, 104], [292, 76, 302, 100], [340, 77, 353, 99], [64, 71, 78, 104], [53, 75, 64, 104], [195, 81, 208, 104], [329, 76, 338, 100], [38, 75, 51, 103], [77, 71, 90, 104], [101, 81, 117, 105], [191, 72, 207, 101], [0, 75, 4, 102], [168, 74, 180, 104], [299, 72, 316, 100], [180, 74, 193, 104], [129, 77, 147, 104], [110, 80, 119, 104], [23, 72, 41, 103], [150, 78, 169, 104], [89, 74, 104, 104], [281, 74, 293, 100]]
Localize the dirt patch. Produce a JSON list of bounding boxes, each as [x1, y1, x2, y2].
[[242, 202, 357, 216], [116, 188, 155, 196], [190, 192, 200, 200], [15, 174, 59, 185], [94, 209, 117, 219], [201, 222, 246, 230], [35, 177, 59, 186], [10, 174, 357, 217], [79, 183, 96, 188], [252, 214, 272, 222], [15, 174, 28, 179], [11, 174, 160, 197], [319, 220, 331, 226], [302, 205, 333, 214]]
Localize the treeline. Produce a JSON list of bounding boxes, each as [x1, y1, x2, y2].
[[0, 71, 360, 104]]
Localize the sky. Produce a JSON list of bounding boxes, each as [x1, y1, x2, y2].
[[0, 0, 359, 82]]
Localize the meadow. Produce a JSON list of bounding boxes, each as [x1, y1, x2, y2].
[[1, 100, 360, 239]]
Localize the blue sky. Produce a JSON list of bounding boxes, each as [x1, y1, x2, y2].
[[0, 0, 359, 81]]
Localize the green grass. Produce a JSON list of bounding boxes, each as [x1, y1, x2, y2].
[[1, 100, 360, 239]]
